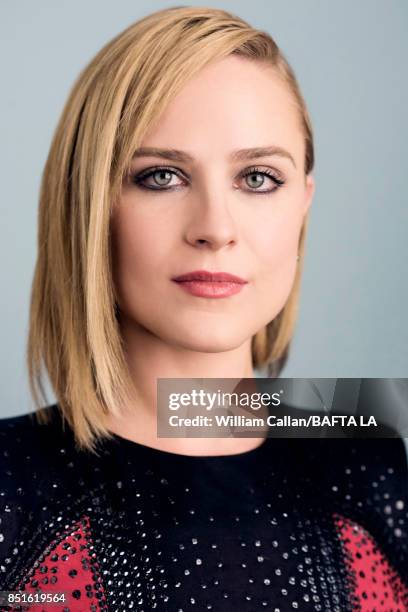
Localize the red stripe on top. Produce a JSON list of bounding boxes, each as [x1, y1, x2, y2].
[[16, 515, 108, 611], [334, 513, 408, 611]]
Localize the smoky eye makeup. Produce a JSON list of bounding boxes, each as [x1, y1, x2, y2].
[[129, 165, 187, 190], [124, 164, 287, 195], [238, 166, 286, 193]]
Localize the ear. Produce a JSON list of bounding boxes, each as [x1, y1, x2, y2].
[[303, 173, 315, 216]]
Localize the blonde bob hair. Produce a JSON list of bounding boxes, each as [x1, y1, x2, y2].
[[27, 5, 315, 452]]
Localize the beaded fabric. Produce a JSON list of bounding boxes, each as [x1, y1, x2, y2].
[[0, 403, 408, 611]]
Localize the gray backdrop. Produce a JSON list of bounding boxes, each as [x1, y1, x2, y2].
[[1, 1, 407, 418]]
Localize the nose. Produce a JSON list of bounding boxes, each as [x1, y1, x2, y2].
[[184, 187, 238, 250]]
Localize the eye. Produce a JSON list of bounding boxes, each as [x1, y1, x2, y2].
[[128, 164, 286, 194], [238, 166, 285, 194], [130, 166, 185, 190]]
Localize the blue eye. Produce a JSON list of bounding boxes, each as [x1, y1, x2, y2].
[[130, 165, 285, 194], [240, 167, 285, 194], [132, 166, 185, 190]]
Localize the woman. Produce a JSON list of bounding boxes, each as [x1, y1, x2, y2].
[[1, 6, 407, 611]]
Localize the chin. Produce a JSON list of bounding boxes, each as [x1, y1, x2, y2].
[[162, 321, 251, 353]]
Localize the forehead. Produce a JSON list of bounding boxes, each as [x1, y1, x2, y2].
[[141, 55, 304, 167]]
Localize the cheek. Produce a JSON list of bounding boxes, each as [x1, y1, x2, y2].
[[251, 203, 301, 271], [111, 210, 172, 311], [247, 202, 303, 311], [112, 210, 168, 276]]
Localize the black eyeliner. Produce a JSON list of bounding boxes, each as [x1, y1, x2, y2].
[[130, 164, 286, 193]]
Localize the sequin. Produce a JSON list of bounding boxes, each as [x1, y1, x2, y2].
[[0, 404, 407, 611]]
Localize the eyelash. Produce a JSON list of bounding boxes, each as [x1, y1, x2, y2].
[[129, 165, 286, 195]]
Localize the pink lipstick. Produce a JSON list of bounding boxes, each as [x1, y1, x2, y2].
[[172, 270, 248, 299]]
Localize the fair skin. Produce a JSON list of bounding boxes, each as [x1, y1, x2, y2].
[[108, 55, 315, 455]]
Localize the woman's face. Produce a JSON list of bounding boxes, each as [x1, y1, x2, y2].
[[111, 55, 315, 353]]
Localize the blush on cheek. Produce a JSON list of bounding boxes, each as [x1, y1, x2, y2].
[[256, 262, 298, 325], [253, 211, 297, 249], [260, 233, 298, 267]]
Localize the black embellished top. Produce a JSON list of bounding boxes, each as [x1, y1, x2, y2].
[[0, 403, 408, 612]]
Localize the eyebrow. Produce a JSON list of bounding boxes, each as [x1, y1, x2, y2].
[[131, 145, 296, 168]]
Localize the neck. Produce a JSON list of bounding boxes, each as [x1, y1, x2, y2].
[[104, 314, 266, 456]]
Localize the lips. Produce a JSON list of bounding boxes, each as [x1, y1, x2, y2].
[[172, 270, 247, 283], [172, 270, 248, 299]]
